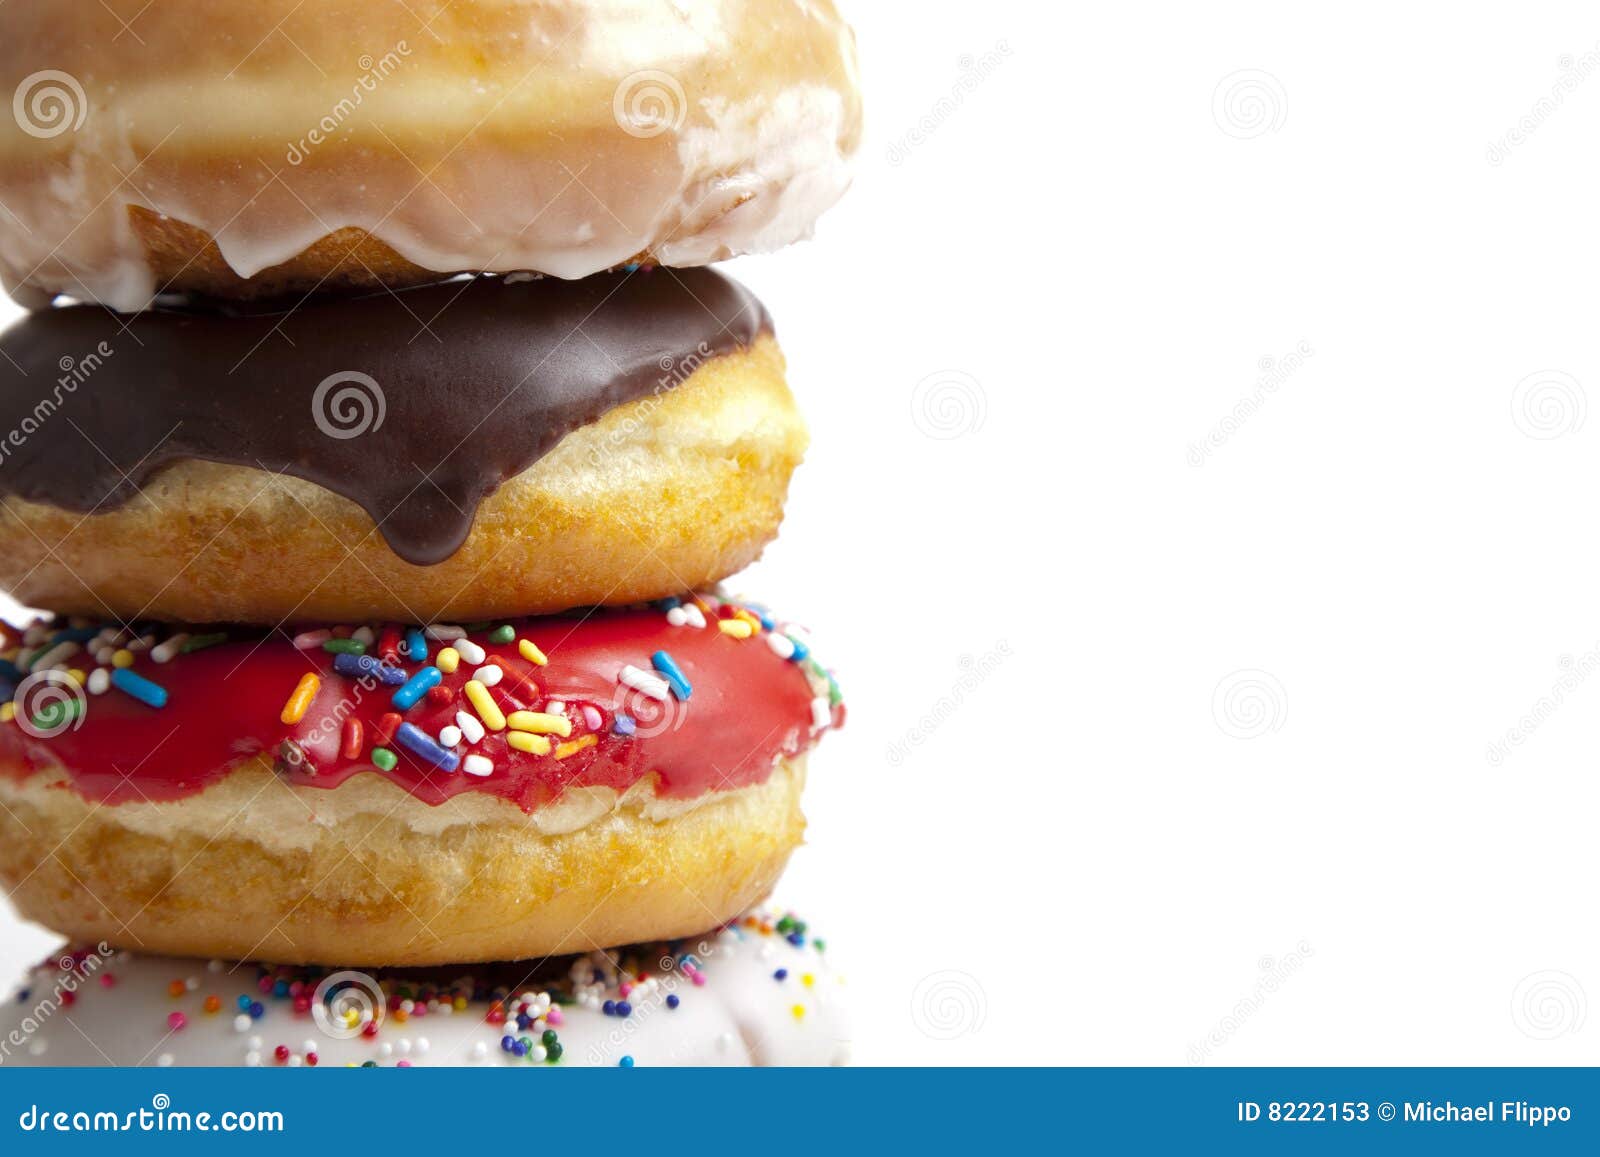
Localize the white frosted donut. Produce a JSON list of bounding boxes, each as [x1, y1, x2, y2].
[[0, 909, 849, 1067], [0, 0, 862, 309]]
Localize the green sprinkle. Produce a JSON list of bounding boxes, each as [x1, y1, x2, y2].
[[181, 632, 229, 653], [541, 1029, 558, 1046], [545, 1041, 563, 1063], [31, 698, 84, 730], [462, 621, 493, 633], [322, 639, 366, 655], [488, 625, 515, 644], [371, 747, 398, 771]]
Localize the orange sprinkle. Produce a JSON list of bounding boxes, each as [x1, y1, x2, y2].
[[280, 673, 320, 724], [554, 733, 598, 760]]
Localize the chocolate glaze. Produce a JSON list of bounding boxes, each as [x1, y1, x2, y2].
[[0, 270, 771, 565]]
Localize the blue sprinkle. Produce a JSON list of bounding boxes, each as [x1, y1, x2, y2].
[[49, 627, 100, 644], [786, 932, 805, 947], [787, 637, 810, 662], [272, 979, 289, 998], [333, 652, 406, 686], [394, 722, 460, 772], [403, 627, 428, 663], [500, 1035, 516, 1053], [248, 1001, 264, 1019], [774, 968, 788, 981], [391, 666, 442, 711], [602, 1000, 616, 1016], [665, 994, 679, 1010], [615, 1000, 632, 1018], [656, 596, 681, 610], [236, 995, 251, 1011], [110, 668, 168, 708], [650, 650, 692, 701], [0, 680, 15, 702], [612, 714, 636, 737], [619, 1056, 635, 1068], [0, 659, 20, 683]]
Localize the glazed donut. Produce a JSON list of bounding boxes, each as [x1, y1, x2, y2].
[[0, 0, 861, 310], [0, 593, 842, 965], [0, 907, 849, 1066], [0, 269, 807, 624]]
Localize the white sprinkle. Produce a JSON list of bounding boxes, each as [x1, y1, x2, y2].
[[455, 710, 485, 744], [22, 624, 47, 646], [185, 976, 199, 991], [248, 1035, 263, 1050], [233, 1015, 251, 1033], [244, 1051, 262, 1067], [30, 641, 80, 671], [581, 705, 602, 730], [463, 754, 493, 777], [92, 645, 113, 666], [27, 1038, 47, 1057], [378, 1042, 393, 1058], [717, 1031, 734, 1053], [426, 624, 466, 641], [530, 1045, 547, 1062], [151, 633, 189, 663], [438, 725, 462, 748], [473, 664, 503, 687], [766, 632, 795, 660], [87, 668, 110, 696], [471, 1041, 489, 1061], [207, 959, 224, 973], [811, 696, 831, 732], [666, 606, 688, 627], [352, 626, 376, 646], [128, 633, 156, 653], [292, 629, 331, 650], [287, 1054, 303, 1067], [395, 1038, 412, 1055], [619, 665, 671, 701], [303, 1040, 317, 1054], [415, 1037, 430, 1054], [683, 605, 707, 629], [455, 639, 486, 665], [546, 700, 566, 716]]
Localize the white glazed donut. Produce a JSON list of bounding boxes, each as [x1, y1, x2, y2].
[[0, 908, 848, 1067]]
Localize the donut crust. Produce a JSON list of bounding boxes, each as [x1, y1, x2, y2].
[[0, 756, 808, 966], [0, 335, 805, 624]]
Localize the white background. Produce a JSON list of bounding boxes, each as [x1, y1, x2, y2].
[[3, 1, 1598, 1065]]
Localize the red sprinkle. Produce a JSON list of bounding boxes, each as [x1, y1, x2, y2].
[[426, 684, 453, 706], [167, 1011, 187, 1031], [99, 973, 116, 988], [306, 1052, 319, 1067], [274, 1044, 290, 1063], [341, 718, 363, 760], [361, 1021, 379, 1039], [375, 712, 401, 745]]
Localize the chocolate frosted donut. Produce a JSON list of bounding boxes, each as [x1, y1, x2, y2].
[[0, 0, 861, 310], [0, 270, 807, 623], [0, 592, 842, 965]]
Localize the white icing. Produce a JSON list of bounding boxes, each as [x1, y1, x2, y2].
[[0, 0, 860, 310], [0, 910, 849, 1067]]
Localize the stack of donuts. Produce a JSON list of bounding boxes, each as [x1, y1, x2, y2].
[[0, 0, 859, 1067]]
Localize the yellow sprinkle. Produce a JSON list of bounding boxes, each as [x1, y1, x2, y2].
[[507, 710, 571, 737], [281, 673, 320, 725], [464, 679, 506, 731], [737, 609, 762, 629], [436, 646, 460, 675], [554, 733, 597, 760], [802, 973, 815, 988], [111, 649, 135, 668], [453, 995, 468, 1011], [66, 668, 86, 687], [0, 703, 14, 724], [791, 1004, 805, 1020], [507, 732, 552, 755], [718, 619, 754, 639], [517, 639, 548, 666]]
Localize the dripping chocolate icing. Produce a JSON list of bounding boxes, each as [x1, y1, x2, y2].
[[0, 269, 771, 565]]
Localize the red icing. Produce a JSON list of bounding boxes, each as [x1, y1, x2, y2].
[[0, 601, 840, 811]]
